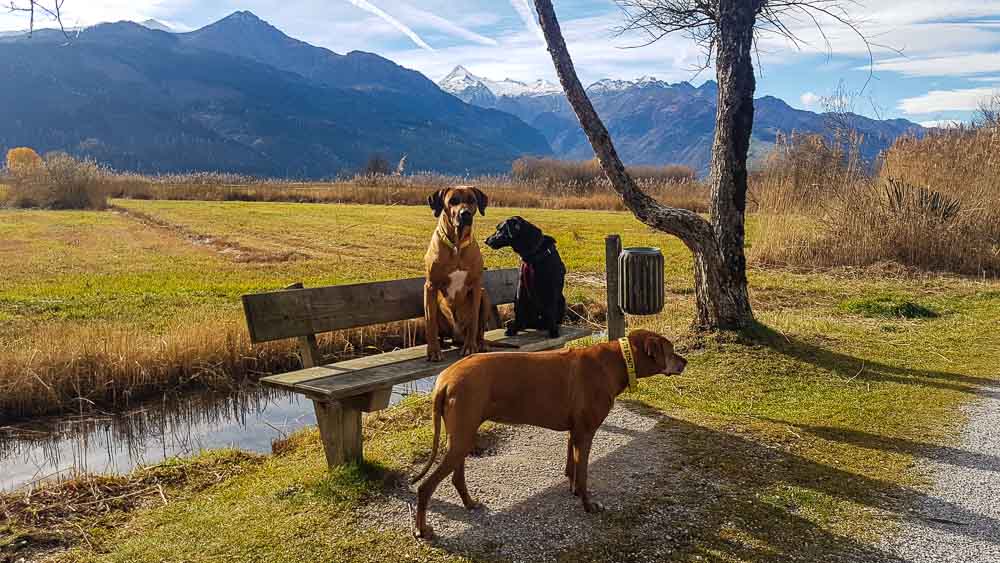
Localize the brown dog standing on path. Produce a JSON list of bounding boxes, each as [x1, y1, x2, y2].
[[410, 329, 688, 539], [424, 185, 494, 361]]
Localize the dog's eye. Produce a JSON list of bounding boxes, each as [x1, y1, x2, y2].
[[449, 197, 460, 206]]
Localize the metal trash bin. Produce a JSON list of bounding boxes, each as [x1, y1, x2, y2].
[[618, 247, 665, 315]]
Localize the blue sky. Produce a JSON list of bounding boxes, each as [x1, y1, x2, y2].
[[4, 0, 999, 125]]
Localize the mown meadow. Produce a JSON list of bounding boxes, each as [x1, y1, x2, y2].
[[2, 121, 1000, 561]]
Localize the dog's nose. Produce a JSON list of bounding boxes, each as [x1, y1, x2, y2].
[[459, 209, 473, 225]]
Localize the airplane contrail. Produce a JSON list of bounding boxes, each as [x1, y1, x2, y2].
[[399, 5, 498, 47], [345, 0, 434, 51], [509, 0, 544, 41]]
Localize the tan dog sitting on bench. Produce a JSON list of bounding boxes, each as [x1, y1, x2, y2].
[[410, 329, 688, 539], [424, 185, 496, 361]]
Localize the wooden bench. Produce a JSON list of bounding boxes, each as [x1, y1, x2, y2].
[[242, 268, 597, 468]]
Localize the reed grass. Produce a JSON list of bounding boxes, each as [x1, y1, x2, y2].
[[103, 170, 709, 213], [749, 125, 1000, 276]]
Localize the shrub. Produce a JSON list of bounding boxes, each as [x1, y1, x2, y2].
[[363, 154, 392, 177], [6, 152, 109, 210], [5, 147, 42, 174]]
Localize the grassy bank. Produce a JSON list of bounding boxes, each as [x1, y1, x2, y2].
[[4, 271, 998, 561]]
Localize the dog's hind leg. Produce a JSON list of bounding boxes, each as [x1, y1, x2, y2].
[[414, 422, 477, 539], [451, 460, 481, 510]]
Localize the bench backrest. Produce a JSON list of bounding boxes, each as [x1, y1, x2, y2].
[[242, 268, 519, 344]]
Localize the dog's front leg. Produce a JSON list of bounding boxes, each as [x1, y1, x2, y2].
[[424, 282, 444, 362], [573, 432, 604, 513], [542, 292, 561, 338], [461, 287, 482, 356], [507, 282, 529, 336]]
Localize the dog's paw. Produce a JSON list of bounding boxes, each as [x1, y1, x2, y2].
[[426, 349, 444, 362], [584, 500, 605, 514], [463, 499, 484, 511], [413, 524, 435, 540], [505, 326, 518, 337]]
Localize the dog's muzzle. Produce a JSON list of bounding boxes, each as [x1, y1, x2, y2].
[[458, 210, 474, 227], [484, 233, 505, 249]]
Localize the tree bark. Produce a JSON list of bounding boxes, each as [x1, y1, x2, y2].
[[533, 0, 755, 330], [701, 0, 757, 328]]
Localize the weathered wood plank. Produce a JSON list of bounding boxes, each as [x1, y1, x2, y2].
[[260, 326, 591, 401], [242, 269, 519, 343]]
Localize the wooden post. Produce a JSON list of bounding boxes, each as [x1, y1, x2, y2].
[[605, 235, 626, 340], [313, 400, 363, 467], [285, 282, 321, 368]]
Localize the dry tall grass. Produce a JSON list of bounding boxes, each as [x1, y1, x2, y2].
[[512, 156, 695, 192], [105, 170, 710, 213], [0, 314, 446, 423], [750, 126, 1000, 276], [5, 153, 109, 210]]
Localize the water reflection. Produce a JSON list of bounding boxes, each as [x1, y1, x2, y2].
[[1, 375, 438, 491]]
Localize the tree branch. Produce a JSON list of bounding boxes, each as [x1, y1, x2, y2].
[[533, 0, 713, 250], [7, 0, 70, 39]]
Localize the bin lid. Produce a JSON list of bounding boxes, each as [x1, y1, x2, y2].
[[622, 247, 662, 255]]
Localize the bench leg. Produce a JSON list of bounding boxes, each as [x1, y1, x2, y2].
[[313, 400, 363, 468]]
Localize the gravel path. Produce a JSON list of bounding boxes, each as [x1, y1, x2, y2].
[[357, 403, 702, 562], [882, 394, 1000, 562]]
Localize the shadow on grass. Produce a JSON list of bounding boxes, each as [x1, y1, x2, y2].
[[390, 403, 999, 562], [773, 421, 1000, 474], [745, 322, 1000, 396]]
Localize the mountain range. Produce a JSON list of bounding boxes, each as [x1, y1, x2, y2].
[[0, 11, 922, 179], [0, 12, 550, 177], [439, 67, 923, 174]]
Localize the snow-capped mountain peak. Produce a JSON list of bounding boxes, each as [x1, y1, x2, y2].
[[439, 66, 562, 99]]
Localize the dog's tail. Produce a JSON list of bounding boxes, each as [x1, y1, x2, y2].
[[411, 387, 445, 484]]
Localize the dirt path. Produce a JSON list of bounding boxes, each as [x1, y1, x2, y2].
[[882, 395, 1000, 562], [358, 403, 707, 562]]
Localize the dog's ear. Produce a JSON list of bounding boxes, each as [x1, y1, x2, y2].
[[472, 187, 488, 216], [643, 333, 666, 368], [428, 189, 447, 217]]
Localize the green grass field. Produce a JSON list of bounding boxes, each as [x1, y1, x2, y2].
[[2, 200, 999, 561]]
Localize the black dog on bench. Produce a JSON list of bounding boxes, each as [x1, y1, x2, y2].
[[485, 216, 566, 337]]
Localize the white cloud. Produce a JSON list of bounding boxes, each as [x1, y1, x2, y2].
[[898, 87, 998, 115], [396, 4, 497, 46], [918, 120, 964, 129], [970, 76, 1000, 83], [507, 0, 543, 42], [391, 13, 706, 86], [800, 92, 820, 108], [343, 0, 433, 51], [872, 52, 1000, 78]]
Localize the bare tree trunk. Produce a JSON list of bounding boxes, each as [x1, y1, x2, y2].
[[533, 0, 754, 330], [702, 0, 757, 328]]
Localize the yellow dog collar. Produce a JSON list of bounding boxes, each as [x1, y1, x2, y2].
[[437, 224, 471, 253], [618, 337, 637, 392]]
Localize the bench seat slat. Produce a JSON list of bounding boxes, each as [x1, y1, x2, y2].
[[242, 269, 519, 343], [260, 326, 592, 401]]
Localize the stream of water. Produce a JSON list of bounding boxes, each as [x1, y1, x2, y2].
[[0, 376, 438, 491]]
